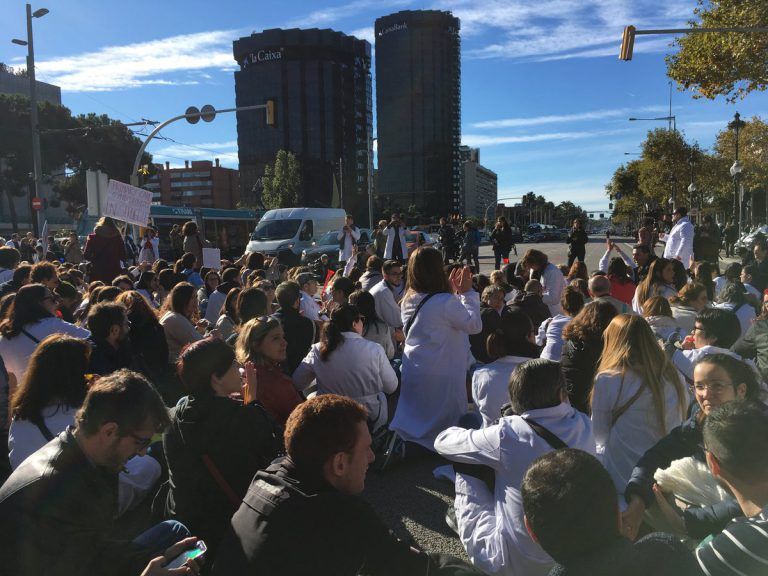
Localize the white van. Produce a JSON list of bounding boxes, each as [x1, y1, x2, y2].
[[245, 207, 346, 264]]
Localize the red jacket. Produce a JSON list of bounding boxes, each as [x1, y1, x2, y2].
[[255, 363, 303, 426], [609, 275, 636, 305], [83, 229, 126, 283]]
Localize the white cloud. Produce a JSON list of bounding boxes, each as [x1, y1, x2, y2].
[[470, 105, 667, 129], [151, 139, 239, 163], [289, 0, 411, 28], [350, 27, 376, 44], [34, 30, 239, 92], [498, 179, 611, 208], [462, 128, 630, 147]]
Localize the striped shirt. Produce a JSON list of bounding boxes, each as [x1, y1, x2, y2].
[[696, 505, 768, 575]]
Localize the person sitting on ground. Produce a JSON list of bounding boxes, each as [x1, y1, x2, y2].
[[111, 274, 134, 292], [96, 285, 122, 303], [642, 296, 682, 341], [0, 284, 90, 387], [521, 449, 699, 576], [349, 289, 395, 360], [469, 284, 510, 364], [215, 287, 241, 341], [224, 286, 268, 347], [732, 298, 768, 383], [714, 280, 756, 338], [521, 249, 566, 317], [435, 359, 596, 576], [739, 263, 761, 300], [509, 279, 551, 332], [178, 253, 203, 288], [0, 264, 31, 299], [693, 400, 768, 576], [560, 300, 618, 413], [0, 369, 202, 576], [163, 337, 282, 561], [196, 270, 220, 319], [591, 314, 687, 499], [86, 302, 133, 376], [115, 290, 168, 384], [204, 267, 240, 324], [30, 261, 60, 291], [668, 282, 709, 334], [7, 334, 161, 515], [598, 241, 637, 305], [632, 257, 677, 315], [0, 247, 21, 284], [160, 282, 214, 365], [329, 275, 355, 308], [589, 275, 632, 315], [369, 259, 406, 334], [692, 260, 717, 302], [297, 272, 323, 324], [293, 304, 398, 432], [537, 285, 585, 362], [359, 255, 384, 292], [713, 262, 740, 299], [235, 317, 303, 426], [55, 281, 82, 324], [566, 261, 589, 284], [272, 281, 315, 376], [213, 394, 483, 576], [670, 308, 743, 383], [135, 271, 159, 308], [471, 311, 541, 426], [622, 354, 763, 542]]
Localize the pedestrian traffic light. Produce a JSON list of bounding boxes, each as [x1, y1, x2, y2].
[[265, 99, 276, 127], [619, 26, 636, 61]]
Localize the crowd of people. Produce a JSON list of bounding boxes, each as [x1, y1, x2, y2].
[[0, 209, 766, 576]]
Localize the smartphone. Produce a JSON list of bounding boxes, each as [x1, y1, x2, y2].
[[165, 540, 206, 570]]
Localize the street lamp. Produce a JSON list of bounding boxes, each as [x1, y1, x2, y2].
[[11, 3, 49, 236], [728, 111, 747, 235]]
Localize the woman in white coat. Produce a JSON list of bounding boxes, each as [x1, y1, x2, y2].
[[390, 247, 482, 449], [383, 214, 409, 261], [293, 303, 398, 431]]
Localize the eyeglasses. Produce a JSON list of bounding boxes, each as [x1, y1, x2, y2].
[[690, 382, 733, 395], [128, 433, 153, 452], [355, 316, 366, 323], [691, 326, 705, 333]]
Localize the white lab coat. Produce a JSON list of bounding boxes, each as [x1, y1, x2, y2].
[[434, 402, 596, 576], [536, 314, 571, 361], [299, 290, 322, 322], [337, 226, 360, 262], [369, 280, 403, 329], [293, 332, 398, 430], [384, 225, 409, 260], [540, 262, 566, 317], [391, 291, 482, 449], [663, 216, 694, 268], [591, 369, 684, 498], [472, 355, 537, 427]]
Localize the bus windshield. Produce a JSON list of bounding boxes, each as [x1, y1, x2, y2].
[[250, 219, 302, 241]]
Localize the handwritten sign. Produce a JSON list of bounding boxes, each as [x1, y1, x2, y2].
[[104, 180, 152, 227], [202, 247, 221, 270]]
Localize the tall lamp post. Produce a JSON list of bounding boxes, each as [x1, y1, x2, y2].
[[11, 4, 49, 237], [728, 112, 746, 235], [687, 151, 697, 222]]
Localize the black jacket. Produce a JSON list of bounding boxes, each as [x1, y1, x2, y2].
[[0, 428, 152, 576], [633, 254, 658, 284], [163, 395, 282, 556], [560, 337, 604, 414], [566, 230, 589, 255], [87, 337, 133, 376], [624, 403, 743, 539], [0, 279, 22, 299], [273, 306, 315, 376], [733, 319, 768, 383], [490, 226, 514, 252], [509, 291, 551, 332], [126, 317, 169, 380], [212, 457, 436, 576]]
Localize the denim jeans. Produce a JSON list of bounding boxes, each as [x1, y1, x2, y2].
[[132, 520, 191, 557]]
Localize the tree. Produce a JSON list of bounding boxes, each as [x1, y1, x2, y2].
[[553, 201, 587, 228], [261, 150, 302, 209], [666, 0, 768, 102]]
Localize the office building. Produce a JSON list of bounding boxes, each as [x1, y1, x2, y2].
[[0, 63, 61, 105], [375, 10, 461, 219], [144, 159, 239, 209], [459, 146, 497, 220], [232, 28, 373, 224]]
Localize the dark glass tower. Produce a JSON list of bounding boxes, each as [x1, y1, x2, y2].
[[375, 10, 461, 219], [233, 28, 373, 223]]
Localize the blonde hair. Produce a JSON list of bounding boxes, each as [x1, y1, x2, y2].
[[592, 314, 686, 435], [635, 258, 671, 308], [235, 316, 282, 365]]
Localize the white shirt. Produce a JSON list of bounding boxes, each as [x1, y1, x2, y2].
[[744, 282, 761, 300], [632, 283, 677, 315], [662, 216, 694, 268], [391, 291, 482, 449], [369, 280, 403, 329], [384, 225, 409, 260], [539, 262, 565, 317], [337, 226, 360, 262], [299, 290, 322, 322], [670, 303, 699, 335], [0, 269, 13, 284], [434, 402, 596, 576], [293, 332, 397, 431], [204, 289, 228, 324], [472, 356, 536, 427], [591, 370, 684, 497], [0, 317, 90, 384], [536, 314, 571, 361]]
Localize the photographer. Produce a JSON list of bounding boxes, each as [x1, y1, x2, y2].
[[337, 215, 360, 268], [438, 217, 457, 264], [384, 213, 408, 262]]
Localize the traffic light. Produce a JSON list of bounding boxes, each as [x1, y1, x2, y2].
[[619, 26, 636, 61], [265, 99, 276, 127]]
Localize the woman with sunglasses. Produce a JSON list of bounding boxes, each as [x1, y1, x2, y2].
[[8, 334, 161, 515], [163, 337, 282, 559], [0, 283, 90, 387], [293, 304, 398, 431], [622, 353, 763, 541], [235, 316, 302, 426]]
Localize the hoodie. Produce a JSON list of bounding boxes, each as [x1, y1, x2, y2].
[[83, 225, 126, 283]]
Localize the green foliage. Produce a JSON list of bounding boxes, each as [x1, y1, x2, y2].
[[666, 0, 768, 102], [261, 150, 302, 209]]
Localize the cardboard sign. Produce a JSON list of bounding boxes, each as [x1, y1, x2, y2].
[[104, 180, 152, 227], [202, 247, 221, 270]]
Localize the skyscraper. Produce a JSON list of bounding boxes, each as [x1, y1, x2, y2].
[[375, 10, 461, 219], [233, 28, 373, 223]]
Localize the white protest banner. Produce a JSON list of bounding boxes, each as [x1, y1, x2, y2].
[[202, 247, 221, 270], [104, 180, 152, 227]]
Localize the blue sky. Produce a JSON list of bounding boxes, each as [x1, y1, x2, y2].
[[1, 0, 766, 211]]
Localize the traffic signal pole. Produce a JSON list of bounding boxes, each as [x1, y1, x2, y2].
[[619, 25, 768, 60]]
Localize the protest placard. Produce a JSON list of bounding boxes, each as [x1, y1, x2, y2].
[[202, 247, 221, 270], [104, 180, 152, 227]]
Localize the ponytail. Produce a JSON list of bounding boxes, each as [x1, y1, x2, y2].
[[319, 304, 360, 361]]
